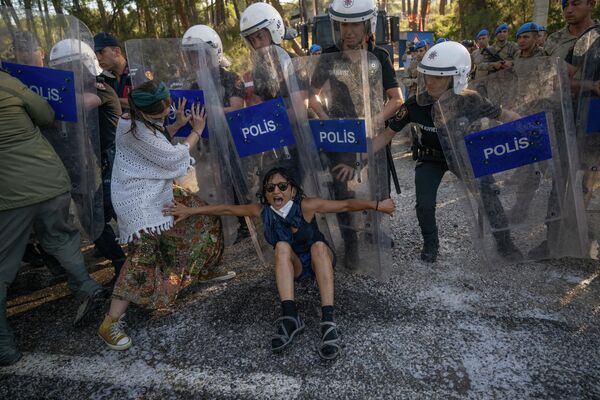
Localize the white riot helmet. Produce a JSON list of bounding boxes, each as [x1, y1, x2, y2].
[[239, 2, 285, 48], [182, 24, 229, 67], [329, 0, 378, 47], [415, 41, 471, 104], [49, 38, 101, 76]]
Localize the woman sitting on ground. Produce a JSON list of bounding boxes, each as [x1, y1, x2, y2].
[[98, 80, 232, 351], [163, 167, 395, 360]]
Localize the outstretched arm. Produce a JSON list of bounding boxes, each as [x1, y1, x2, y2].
[[164, 201, 262, 224], [302, 197, 395, 221]]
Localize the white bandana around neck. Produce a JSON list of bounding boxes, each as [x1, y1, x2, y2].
[[270, 200, 294, 219]]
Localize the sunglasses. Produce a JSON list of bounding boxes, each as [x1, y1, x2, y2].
[[265, 182, 290, 193]]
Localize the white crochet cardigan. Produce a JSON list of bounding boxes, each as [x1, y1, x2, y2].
[[111, 118, 194, 243]]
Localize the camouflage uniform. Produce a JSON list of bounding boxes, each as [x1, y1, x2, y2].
[[513, 46, 547, 63], [471, 47, 490, 80], [477, 40, 519, 73], [545, 21, 600, 60], [401, 60, 419, 98]]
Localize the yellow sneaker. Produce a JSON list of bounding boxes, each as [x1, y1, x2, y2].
[[98, 314, 132, 351]]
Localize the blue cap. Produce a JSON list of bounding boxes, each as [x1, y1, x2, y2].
[[495, 23, 508, 35], [94, 32, 120, 51], [516, 22, 540, 38], [435, 38, 449, 44], [414, 40, 427, 50], [309, 44, 322, 54], [426, 39, 434, 47], [476, 29, 489, 39]]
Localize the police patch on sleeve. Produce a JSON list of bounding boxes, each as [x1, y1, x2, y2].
[[394, 104, 408, 122]]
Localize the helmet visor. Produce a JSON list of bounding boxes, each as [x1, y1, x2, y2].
[[416, 71, 453, 106]]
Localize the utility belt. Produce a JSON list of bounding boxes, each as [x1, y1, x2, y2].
[[411, 143, 446, 163]]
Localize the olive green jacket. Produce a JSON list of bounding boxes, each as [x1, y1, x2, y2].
[[0, 70, 70, 211]]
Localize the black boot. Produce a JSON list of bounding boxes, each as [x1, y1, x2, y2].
[[494, 231, 523, 262], [417, 207, 439, 263]]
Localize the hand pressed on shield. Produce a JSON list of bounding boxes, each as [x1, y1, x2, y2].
[[183, 104, 207, 148], [331, 163, 355, 181], [172, 97, 192, 132]]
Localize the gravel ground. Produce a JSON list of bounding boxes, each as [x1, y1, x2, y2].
[[1, 136, 599, 399]]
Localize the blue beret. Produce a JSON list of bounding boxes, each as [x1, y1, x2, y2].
[[516, 22, 540, 38], [309, 44, 322, 54], [495, 23, 508, 35], [435, 38, 449, 44], [476, 29, 489, 39], [562, 0, 568, 8], [414, 40, 427, 50], [538, 25, 546, 32], [94, 32, 120, 51]]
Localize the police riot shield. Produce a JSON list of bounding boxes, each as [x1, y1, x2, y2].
[[573, 26, 600, 259], [434, 57, 588, 264], [203, 45, 332, 264], [0, 7, 103, 240], [124, 38, 239, 246], [293, 50, 392, 280]]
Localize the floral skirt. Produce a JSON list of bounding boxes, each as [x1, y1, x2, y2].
[[112, 186, 224, 309]]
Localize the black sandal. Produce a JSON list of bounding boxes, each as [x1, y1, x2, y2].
[[318, 321, 341, 360], [271, 315, 305, 353]]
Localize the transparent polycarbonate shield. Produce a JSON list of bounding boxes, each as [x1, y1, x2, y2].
[[187, 40, 267, 264], [124, 38, 239, 245], [573, 26, 600, 259], [208, 45, 332, 262], [294, 50, 392, 280], [0, 7, 103, 240], [434, 57, 587, 264]]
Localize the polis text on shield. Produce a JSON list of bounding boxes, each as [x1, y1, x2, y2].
[[241, 119, 277, 139], [319, 129, 356, 144], [483, 137, 529, 160]]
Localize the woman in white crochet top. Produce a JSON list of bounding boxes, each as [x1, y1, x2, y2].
[[97, 80, 228, 351]]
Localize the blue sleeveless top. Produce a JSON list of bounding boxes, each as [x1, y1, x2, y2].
[[261, 198, 326, 254]]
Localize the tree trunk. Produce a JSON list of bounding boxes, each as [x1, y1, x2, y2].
[[51, 0, 63, 14], [313, 0, 321, 16], [419, 0, 429, 30], [269, 0, 287, 23], [97, 0, 108, 29], [532, 0, 549, 26], [439, 0, 446, 15], [187, 0, 199, 25], [401, 0, 405, 15], [232, 0, 241, 22], [176, 0, 190, 29]]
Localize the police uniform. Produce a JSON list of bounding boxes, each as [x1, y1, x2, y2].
[[311, 42, 399, 263], [100, 62, 141, 105], [94, 78, 127, 275], [389, 97, 447, 252], [389, 92, 517, 259], [477, 40, 518, 73]]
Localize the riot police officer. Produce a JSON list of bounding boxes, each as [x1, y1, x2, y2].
[[378, 41, 522, 263]]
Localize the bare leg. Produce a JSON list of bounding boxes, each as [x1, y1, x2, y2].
[[311, 241, 335, 306], [108, 298, 129, 320], [274, 242, 301, 301]]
